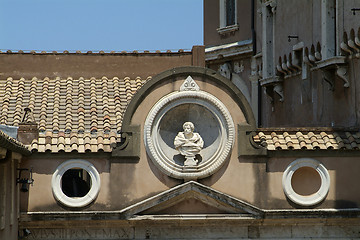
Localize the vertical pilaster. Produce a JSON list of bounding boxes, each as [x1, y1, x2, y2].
[[0, 160, 6, 230], [250, 56, 259, 126], [262, 2, 275, 78], [321, 0, 336, 59]]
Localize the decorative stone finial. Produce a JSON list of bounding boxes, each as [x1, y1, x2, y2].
[[180, 76, 200, 91]]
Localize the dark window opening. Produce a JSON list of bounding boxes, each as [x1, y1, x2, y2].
[[61, 169, 91, 198], [226, 0, 236, 26]]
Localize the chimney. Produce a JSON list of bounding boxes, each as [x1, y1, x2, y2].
[[191, 45, 205, 67], [17, 108, 39, 145]]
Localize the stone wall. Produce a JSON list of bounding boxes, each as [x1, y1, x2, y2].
[[0, 152, 21, 240], [0, 46, 204, 80], [20, 216, 360, 239]]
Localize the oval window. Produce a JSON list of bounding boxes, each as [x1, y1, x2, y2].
[[282, 158, 330, 206], [52, 159, 100, 208]]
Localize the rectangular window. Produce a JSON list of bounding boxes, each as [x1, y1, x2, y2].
[[218, 0, 238, 34], [226, 0, 236, 26]]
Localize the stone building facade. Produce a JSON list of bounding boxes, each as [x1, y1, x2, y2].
[[0, 126, 31, 240], [0, 1, 359, 239], [205, 0, 360, 128]]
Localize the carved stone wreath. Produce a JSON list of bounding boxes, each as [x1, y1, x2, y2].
[[282, 158, 330, 206], [144, 76, 235, 181]]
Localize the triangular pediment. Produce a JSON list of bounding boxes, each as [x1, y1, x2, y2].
[[142, 197, 229, 215], [119, 181, 263, 219]]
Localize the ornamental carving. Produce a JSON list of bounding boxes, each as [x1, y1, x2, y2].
[[144, 76, 235, 181], [174, 122, 204, 167]]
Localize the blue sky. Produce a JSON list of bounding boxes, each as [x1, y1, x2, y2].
[[0, 0, 203, 52]]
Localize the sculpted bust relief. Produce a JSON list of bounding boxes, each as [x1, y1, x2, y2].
[[144, 76, 235, 180], [174, 122, 204, 167]]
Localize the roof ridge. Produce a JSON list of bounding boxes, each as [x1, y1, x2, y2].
[[254, 130, 360, 151], [0, 76, 153, 80], [0, 49, 191, 55], [257, 127, 360, 132]]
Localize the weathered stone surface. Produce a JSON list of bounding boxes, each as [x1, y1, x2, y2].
[[27, 228, 134, 240], [22, 223, 360, 239]]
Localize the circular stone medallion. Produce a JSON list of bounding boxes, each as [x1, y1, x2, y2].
[[282, 158, 330, 206], [144, 90, 235, 180]]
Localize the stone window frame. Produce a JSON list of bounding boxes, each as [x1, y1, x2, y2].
[[282, 158, 330, 207], [217, 0, 239, 35], [51, 159, 100, 208]]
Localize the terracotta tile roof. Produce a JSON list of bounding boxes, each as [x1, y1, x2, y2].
[[254, 129, 360, 150], [29, 131, 117, 153], [0, 76, 150, 153]]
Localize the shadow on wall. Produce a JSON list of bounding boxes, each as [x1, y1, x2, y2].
[[198, 154, 231, 186], [110, 155, 181, 210], [266, 157, 360, 209], [20, 155, 111, 212], [218, 62, 251, 104], [109, 162, 137, 209], [146, 155, 183, 188], [331, 158, 360, 209], [334, 200, 358, 208]]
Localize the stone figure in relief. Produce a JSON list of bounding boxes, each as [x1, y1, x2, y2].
[[174, 122, 204, 167]]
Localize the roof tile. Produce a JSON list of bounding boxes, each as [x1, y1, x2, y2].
[[0, 76, 146, 153], [254, 129, 360, 151]]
